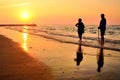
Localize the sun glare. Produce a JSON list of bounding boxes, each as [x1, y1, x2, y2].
[[22, 12, 29, 19]]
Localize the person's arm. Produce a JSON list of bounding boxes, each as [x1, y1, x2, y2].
[[98, 20, 101, 29], [98, 26, 100, 29], [75, 23, 78, 27], [82, 23, 85, 28], [104, 18, 106, 27]]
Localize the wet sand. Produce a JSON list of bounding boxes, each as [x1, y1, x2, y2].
[[0, 28, 120, 80], [0, 35, 52, 80]]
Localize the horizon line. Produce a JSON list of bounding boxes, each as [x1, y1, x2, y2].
[[0, 23, 37, 26]]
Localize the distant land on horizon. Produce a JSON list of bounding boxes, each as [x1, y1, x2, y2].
[[0, 23, 37, 26]]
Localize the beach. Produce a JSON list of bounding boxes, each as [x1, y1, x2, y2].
[[0, 34, 53, 80], [0, 27, 120, 80]]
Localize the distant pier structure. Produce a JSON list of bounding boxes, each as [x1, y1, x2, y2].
[[0, 23, 37, 27]]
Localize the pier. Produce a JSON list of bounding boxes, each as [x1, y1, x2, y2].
[[0, 24, 37, 26]]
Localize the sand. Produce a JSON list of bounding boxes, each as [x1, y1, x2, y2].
[[0, 28, 120, 80], [0, 35, 53, 80]]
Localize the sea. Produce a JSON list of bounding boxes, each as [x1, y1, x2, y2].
[[0, 24, 120, 80], [3, 24, 120, 52]]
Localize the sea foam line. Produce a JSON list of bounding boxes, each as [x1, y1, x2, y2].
[[6, 28, 120, 52]]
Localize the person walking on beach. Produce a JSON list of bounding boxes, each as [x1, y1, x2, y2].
[[75, 18, 85, 42], [98, 14, 106, 45]]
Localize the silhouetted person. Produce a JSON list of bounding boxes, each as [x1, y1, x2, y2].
[[98, 14, 106, 45], [75, 18, 85, 43], [74, 44, 83, 66], [97, 48, 104, 72]]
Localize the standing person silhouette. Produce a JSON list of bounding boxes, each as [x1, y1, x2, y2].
[[98, 14, 106, 45], [75, 18, 85, 43]]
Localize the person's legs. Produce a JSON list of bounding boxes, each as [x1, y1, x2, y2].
[[78, 32, 82, 42], [101, 35, 104, 45], [100, 28, 106, 45]]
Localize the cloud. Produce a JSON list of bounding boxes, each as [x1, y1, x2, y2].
[[0, 2, 32, 8]]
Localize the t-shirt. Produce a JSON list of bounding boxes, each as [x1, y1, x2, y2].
[[100, 18, 106, 29]]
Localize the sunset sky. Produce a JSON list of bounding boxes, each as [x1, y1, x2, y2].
[[0, 0, 120, 25]]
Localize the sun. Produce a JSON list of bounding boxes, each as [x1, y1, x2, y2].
[[19, 10, 33, 22], [22, 12, 29, 19]]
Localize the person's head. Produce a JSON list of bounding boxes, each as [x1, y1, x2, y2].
[[101, 14, 105, 19], [78, 18, 82, 22]]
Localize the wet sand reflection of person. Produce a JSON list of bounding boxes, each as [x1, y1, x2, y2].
[[74, 44, 83, 66], [97, 47, 104, 72]]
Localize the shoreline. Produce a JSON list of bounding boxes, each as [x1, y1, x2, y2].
[[0, 28, 120, 80], [0, 35, 53, 80]]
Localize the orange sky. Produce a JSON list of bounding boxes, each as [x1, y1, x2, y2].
[[0, 0, 120, 25]]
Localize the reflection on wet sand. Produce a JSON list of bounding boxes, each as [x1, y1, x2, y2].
[[0, 35, 52, 80], [22, 26, 28, 51], [97, 47, 104, 72], [74, 44, 83, 66]]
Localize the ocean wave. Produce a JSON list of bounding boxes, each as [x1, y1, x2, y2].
[[6, 27, 120, 52], [35, 29, 120, 44]]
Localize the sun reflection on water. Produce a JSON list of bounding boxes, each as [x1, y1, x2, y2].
[[22, 26, 28, 51]]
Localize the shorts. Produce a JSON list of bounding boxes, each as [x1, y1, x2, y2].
[[78, 30, 84, 38], [100, 28, 106, 36]]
